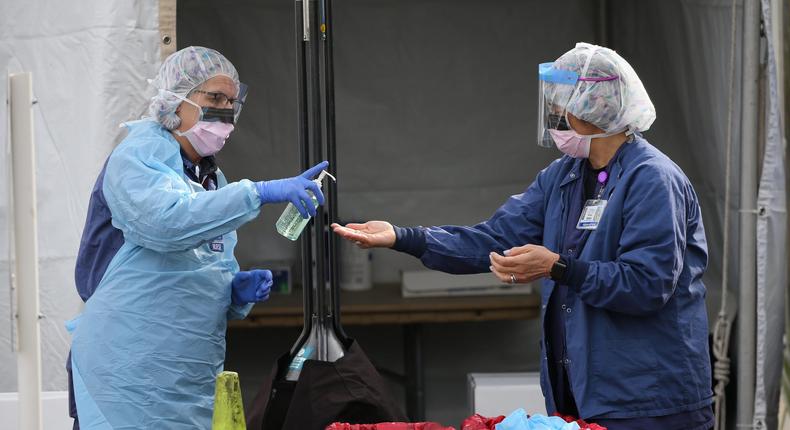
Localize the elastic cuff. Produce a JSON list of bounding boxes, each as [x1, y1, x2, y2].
[[562, 254, 590, 290], [242, 179, 263, 208], [392, 226, 427, 257], [253, 180, 266, 203]]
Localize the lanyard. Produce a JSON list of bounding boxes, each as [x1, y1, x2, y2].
[[595, 170, 609, 200], [577, 168, 610, 231]]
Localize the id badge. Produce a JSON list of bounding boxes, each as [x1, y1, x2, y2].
[[577, 199, 608, 230], [209, 235, 224, 252]]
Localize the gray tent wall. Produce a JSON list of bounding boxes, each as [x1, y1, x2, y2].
[[606, 0, 747, 424], [607, 0, 744, 328], [178, 0, 786, 426]]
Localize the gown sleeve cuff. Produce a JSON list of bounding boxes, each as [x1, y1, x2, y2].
[[392, 226, 427, 258]]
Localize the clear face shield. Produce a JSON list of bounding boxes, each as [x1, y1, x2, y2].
[[537, 60, 620, 147], [537, 63, 579, 148]]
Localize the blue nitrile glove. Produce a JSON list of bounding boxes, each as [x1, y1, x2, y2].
[[254, 161, 329, 219], [231, 269, 273, 305]]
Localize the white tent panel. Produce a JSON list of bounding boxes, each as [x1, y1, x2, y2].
[[0, 0, 160, 392]]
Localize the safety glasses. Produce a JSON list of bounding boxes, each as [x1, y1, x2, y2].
[[178, 82, 249, 125]]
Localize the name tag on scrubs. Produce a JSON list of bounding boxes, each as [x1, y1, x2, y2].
[[577, 199, 608, 230], [209, 236, 224, 252]]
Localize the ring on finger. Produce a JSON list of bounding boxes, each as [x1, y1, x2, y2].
[[510, 273, 516, 284]]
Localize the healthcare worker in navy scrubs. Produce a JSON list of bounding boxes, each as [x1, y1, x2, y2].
[[333, 43, 713, 430]]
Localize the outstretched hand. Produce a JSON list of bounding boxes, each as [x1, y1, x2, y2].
[[331, 221, 396, 249]]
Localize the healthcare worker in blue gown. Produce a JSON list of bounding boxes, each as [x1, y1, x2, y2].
[[67, 46, 329, 429], [333, 43, 714, 430]]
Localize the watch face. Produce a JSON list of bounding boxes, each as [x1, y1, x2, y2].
[[551, 260, 567, 280]]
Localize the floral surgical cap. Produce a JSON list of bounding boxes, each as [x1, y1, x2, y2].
[[147, 46, 240, 130], [545, 42, 656, 134]]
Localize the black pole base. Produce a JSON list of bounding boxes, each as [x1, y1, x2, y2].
[[247, 338, 407, 430]]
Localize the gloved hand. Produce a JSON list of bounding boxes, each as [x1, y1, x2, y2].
[[255, 161, 329, 219], [231, 269, 273, 305]]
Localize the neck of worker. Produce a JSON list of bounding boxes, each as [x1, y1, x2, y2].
[[588, 132, 628, 169], [173, 132, 202, 164]]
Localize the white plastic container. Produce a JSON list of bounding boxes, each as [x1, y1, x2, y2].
[[467, 372, 546, 417], [339, 237, 372, 291]]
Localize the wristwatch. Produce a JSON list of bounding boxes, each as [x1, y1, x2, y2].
[[550, 256, 567, 281]]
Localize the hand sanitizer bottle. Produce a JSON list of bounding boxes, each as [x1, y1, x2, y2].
[[276, 170, 336, 241]]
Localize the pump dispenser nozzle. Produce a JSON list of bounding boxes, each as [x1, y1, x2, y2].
[[314, 170, 336, 187]]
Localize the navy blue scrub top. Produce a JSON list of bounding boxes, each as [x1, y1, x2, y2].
[[546, 146, 713, 430], [546, 160, 597, 417]]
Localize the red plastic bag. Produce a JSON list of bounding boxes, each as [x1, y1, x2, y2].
[[460, 413, 506, 430], [326, 422, 456, 430], [553, 413, 608, 430]]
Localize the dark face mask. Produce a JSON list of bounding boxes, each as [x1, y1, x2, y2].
[[201, 107, 235, 124]]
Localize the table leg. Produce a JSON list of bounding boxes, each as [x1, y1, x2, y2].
[[404, 323, 425, 421]]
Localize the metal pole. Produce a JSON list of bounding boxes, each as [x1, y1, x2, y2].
[[595, 0, 608, 47], [321, 0, 346, 341], [737, 0, 761, 427], [291, 0, 314, 358], [304, 0, 329, 361], [10, 72, 43, 430], [404, 324, 425, 421]]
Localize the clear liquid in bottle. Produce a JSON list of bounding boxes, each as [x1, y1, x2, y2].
[[275, 170, 335, 241]]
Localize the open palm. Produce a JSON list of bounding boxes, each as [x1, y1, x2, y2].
[[330, 221, 396, 249]]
